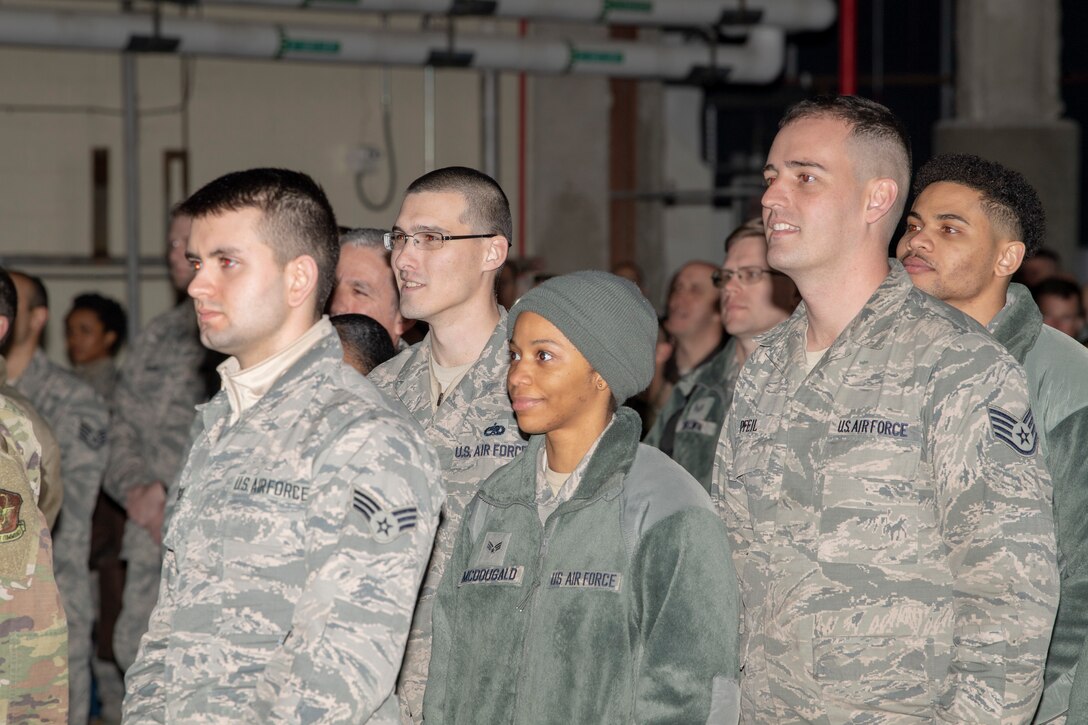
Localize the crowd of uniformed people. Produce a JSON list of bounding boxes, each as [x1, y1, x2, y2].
[[2, 93, 1088, 724]]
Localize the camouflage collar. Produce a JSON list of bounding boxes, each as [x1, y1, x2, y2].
[[760, 260, 912, 369], [987, 283, 1042, 366], [200, 326, 341, 435]]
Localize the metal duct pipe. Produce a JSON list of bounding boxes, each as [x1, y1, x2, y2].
[[0, 7, 786, 83], [202, 0, 837, 34]]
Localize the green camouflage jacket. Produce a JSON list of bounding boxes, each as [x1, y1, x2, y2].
[[124, 327, 443, 723], [714, 262, 1058, 723]]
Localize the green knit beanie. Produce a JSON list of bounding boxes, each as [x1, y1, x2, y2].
[[509, 270, 657, 402]]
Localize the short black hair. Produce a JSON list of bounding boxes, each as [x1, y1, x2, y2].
[[913, 153, 1046, 257], [0, 268, 16, 347], [178, 168, 339, 315], [67, 293, 128, 355], [406, 166, 513, 247], [330, 313, 396, 375], [1032, 277, 1084, 315], [781, 94, 913, 173]]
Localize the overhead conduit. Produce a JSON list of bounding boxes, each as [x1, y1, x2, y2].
[[199, 0, 836, 34], [0, 6, 787, 83]]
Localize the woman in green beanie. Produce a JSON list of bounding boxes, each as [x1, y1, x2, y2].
[[424, 270, 741, 724]]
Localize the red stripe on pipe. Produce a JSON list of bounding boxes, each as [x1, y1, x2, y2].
[[839, 0, 857, 95], [517, 19, 528, 259]]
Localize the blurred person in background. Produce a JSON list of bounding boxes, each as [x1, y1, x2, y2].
[[1032, 277, 1087, 342], [65, 291, 128, 723], [329, 227, 414, 350], [645, 219, 797, 491], [5, 270, 109, 725], [65, 293, 126, 400]]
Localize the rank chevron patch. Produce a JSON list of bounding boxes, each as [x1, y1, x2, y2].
[[352, 489, 418, 544], [988, 406, 1038, 457]]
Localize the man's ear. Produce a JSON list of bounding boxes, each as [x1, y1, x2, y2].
[[29, 306, 48, 340], [863, 178, 900, 226], [286, 255, 320, 309], [483, 236, 509, 272], [0, 317, 9, 346], [995, 240, 1027, 280]]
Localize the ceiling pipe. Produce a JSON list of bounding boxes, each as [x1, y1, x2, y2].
[[0, 6, 785, 83], [198, 0, 836, 33]]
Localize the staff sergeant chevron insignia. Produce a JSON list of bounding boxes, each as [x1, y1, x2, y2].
[[988, 405, 1038, 456], [352, 488, 418, 544]]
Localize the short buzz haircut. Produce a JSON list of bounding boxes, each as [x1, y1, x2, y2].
[[330, 313, 396, 375], [781, 95, 913, 222], [913, 153, 1047, 257], [406, 166, 513, 247], [724, 217, 766, 253], [0, 268, 17, 346], [67, 293, 128, 355], [178, 168, 339, 314]]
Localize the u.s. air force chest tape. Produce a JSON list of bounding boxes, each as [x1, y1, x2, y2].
[[458, 531, 524, 587], [452, 422, 528, 463], [547, 570, 622, 593], [0, 454, 37, 582], [352, 488, 419, 544]]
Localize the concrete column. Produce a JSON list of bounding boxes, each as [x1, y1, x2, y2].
[[935, 0, 1082, 277]]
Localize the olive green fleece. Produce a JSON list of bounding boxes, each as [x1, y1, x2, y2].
[[424, 407, 741, 724]]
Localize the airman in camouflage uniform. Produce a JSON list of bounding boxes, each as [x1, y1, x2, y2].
[[125, 168, 442, 723], [12, 351, 108, 725], [896, 154, 1088, 724], [103, 212, 213, 672], [714, 97, 1058, 723], [6, 272, 109, 725], [368, 166, 525, 720], [0, 362, 62, 529], [0, 394, 69, 723]]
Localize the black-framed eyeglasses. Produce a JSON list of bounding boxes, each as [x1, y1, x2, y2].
[[383, 230, 496, 252], [712, 266, 781, 288]]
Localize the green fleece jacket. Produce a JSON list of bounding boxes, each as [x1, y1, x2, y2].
[[424, 407, 741, 724], [989, 284, 1088, 724], [643, 340, 740, 493]]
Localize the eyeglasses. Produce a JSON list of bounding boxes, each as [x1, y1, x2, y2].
[[383, 230, 496, 252], [711, 267, 781, 288]]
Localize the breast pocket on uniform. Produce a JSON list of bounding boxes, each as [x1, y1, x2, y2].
[[816, 409, 932, 567]]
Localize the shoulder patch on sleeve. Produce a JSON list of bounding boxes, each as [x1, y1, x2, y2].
[[988, 406, 1038, 456], [78, 420, 108, 450], [352, 488, 418, 543]]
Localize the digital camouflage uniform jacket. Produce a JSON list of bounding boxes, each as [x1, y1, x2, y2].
[[123, 328, 443, 723], [988, 284, 1088, 725], [425, 407, 741, 724], [14, 349, 109, 725], [644, 339, 740, 492], [1, 357, 62, 528], [714, 262, 1059, 723], [368, 308, 526, 719], [0, 394, 68, 723]]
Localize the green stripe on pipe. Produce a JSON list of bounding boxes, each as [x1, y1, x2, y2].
[[604, 0, 653, 12], [571, 49, 624, 64], [279, 37, 342, 54]]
